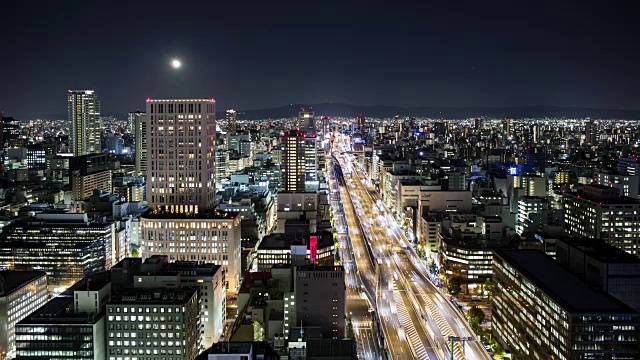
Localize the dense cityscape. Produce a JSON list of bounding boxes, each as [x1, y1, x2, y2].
[[1, 96, 640, 360], [3, 1, 640, 360]]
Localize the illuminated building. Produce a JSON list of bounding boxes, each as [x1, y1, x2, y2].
[[0, 213, 116, 288], [140, 210, 242, 291], [0, 271, 48, 358], [298, 108, 315, 134], [132, 110, 147, 177], [105, 288, 200, 360], [15, 273, 112, 360], [256, 233, 334, 271], [618, 156, 640, 176], [564, 184, 640, 255], [127, 255, 226, 349], [597, 171, 640, 199], [68, 90, 101, 156], [282, 130, 306, 192], [226, 109, 237, 134], [492, 250, 639, 359], [70, 153, 119, 213], [145, 98, 216, 212]]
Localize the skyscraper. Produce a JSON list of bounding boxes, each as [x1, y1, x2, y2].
[[145, 98, 216, 213], [282, 130, 306, 192], [133, 111, 148, 177], [68, 90, 101, 156], [226, 109, 237, 135], [585, 120, 597, 145], [298, 108, 315, 134]]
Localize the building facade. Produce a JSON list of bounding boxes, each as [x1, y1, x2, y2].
[[106, 288, 200, 360], [0, 271, 48, 358], [145, 98, 216, 212], [140, 211, 242, 291], [492, 250, 639, 359], [68, 90, 101, 156]]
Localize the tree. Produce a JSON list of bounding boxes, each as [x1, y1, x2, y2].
[[467, 306, 486, 334], [484, 278, 494, 299], [428, 259, 438, 276], [131, 248, 140, 258], [448, 277, 462, 295], [346, 316, 355, 340]]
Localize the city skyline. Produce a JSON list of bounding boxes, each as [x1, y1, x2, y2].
[[2, 1, 640, 119]]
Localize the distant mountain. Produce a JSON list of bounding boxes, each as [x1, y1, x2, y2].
[[226, 103, 640, 120]]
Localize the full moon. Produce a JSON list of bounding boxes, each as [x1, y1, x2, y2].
[[171, 59, 181, 69]]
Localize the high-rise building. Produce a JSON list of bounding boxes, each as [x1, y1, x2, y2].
[[585, 120, 597, 145], [282, 130, 306, 192], [106, 287, 200, 360], [298, 108, 315, 134], [304, 135, 318, 191], [132, 110, 147, 177], [226, 109, 237, 135], [68, 90, 101, 156], [492, 250, 639, 359], [145, 98, 216, 213], [0, 271, 48, 358], [564, 184, 640, 255]]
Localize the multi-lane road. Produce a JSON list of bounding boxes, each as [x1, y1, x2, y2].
[[331, 135, 491, 360]]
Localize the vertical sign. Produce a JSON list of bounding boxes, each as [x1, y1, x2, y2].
[[310, 236, 318, 263]]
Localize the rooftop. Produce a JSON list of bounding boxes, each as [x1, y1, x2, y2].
[[495, 250, 638, 314], [0, 270, 46, 296], [108, 288, 197, 305], [557, 237, 640, 264], [142, 209, 238, 220]]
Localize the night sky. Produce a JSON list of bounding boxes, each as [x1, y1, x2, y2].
[[1, 0, 639, 119]]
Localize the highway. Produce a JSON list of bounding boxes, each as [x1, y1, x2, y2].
[[332, 135, 492, 360]]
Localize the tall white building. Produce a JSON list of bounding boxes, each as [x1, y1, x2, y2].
[[68, 90, 101, 156], [225, 109, 237, 134], [145, 98, 216, 213], [282, 130, 306, 192]]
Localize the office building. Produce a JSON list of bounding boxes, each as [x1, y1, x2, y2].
[[492, 250, 639, 359], [226, 109, 237, 135], [298, 108, 315, 134], [68, 90, 101, 156], [15, 273, 111, 360], [127, 255, 227, 348], [555, 237, 640, 311], [304, 135, 318, 191], [256, 233, 335, 271], [524, 146, 545, 173], [585, 120, 597, 145], [564, 184, 640, 255], [515, 196, 550, 236], [70, 153, 120, 212], [0, 271, 48, 358], [446, 172, 466, 191], [132, 110, 148, 177], [145, 98, 216, 212], [294, 266, 345, 340], [596, 171, 639, 199], [0, 213, 116, 289], [106, 287, 199, 360], [282, 130, 306, 192], [618, 156, 640, 176], [140, 210, 242, 290]]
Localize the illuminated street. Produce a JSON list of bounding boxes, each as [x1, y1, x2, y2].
[[331, 134, 492, 360]]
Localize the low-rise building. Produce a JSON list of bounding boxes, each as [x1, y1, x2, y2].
[[0, 271, 48, 358]]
